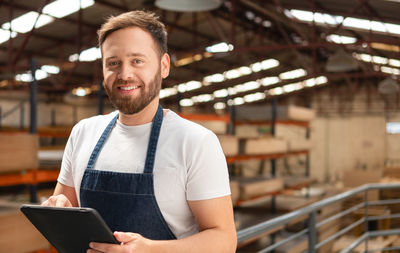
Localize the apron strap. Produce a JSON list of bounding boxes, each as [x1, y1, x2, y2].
[[86, 113, 119, 170], [143, 104, 163, 174]]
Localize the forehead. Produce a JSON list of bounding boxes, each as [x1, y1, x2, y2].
[[101, 26, 158, 58]]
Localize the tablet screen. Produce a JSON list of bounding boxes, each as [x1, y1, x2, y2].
[[21, 204, 119, 253]]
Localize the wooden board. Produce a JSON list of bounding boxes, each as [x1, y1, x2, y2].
[[342, 169, 382, 187], [0, 133, 38, 173], [217, 135, 239, 156], [287, 139, 312, 151], [230, 180, 240, 204], [235, 105, 315, 122], [194, 120, 226, 135], [244, 137, 287, 155], [0, 202, 49, 253], [237, 177, 284, 199]]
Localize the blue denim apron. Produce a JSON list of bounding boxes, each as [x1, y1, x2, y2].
[[80, 105, 176, 240]]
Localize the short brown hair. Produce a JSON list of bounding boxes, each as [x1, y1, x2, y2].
[[98, 10, 168, 55]]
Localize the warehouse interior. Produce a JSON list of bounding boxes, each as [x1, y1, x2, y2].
[[1, 0, 400, 252]]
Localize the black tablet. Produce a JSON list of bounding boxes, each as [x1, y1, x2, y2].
[[20, 204, 119, 253]]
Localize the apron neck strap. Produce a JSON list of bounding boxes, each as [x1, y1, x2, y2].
[[143, 104, 163, 174], [86, 104, 164, 172]]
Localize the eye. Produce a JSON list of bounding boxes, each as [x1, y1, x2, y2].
[[107, 61, 119, 67], [132, 59, 143, 64]]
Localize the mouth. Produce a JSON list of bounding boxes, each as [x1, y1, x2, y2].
[[117, 85, 141, 91]]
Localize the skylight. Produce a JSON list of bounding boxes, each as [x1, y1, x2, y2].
[[69, 47, 101, 62], [0, 29, 17, 44], [289, 9, 400, 36], [2, 12, 54, 33], [326, 34, 357, 44], [43, 0, 95, 18], [206, 42, 234, 53], [279, 68, 307, 80]]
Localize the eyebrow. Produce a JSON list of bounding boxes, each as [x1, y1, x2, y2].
[[105, 53, 147, 62]]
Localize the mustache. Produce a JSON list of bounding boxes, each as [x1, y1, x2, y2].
[[113, 79, 143, 85]]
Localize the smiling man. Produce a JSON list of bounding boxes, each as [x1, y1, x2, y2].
[[41, 10, 237, 253]]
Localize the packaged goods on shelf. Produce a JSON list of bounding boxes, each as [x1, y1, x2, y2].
[[244, 137, 287, 155], [236, 176, 284, 200], [0, 133, 38, 173], [193, 120, 227, 135], [287, 139, 312, 151], [38, 147, 64, 170], [230, 179, 240, 204], [235, 105, 315, 122], [217, 135, 239, 156], [0, 201, 49, 252]]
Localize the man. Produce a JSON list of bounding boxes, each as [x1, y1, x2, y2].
[[42, 10, 237, 253]]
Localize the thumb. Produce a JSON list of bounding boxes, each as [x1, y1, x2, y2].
[[113, 231, 139, 243]]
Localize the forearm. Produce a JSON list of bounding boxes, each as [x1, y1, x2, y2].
[[150, 228, 237, 253]]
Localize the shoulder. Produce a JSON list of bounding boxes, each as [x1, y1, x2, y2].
[[70, 111, 118, 138], [163, 110, 215, 141]]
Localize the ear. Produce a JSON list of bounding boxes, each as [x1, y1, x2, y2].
[[160, 53, 170, 79]]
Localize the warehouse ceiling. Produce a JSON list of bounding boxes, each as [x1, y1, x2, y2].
[[1, 0, 400, 111]]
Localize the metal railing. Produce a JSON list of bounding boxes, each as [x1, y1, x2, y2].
[[237, 183, 400, 253]]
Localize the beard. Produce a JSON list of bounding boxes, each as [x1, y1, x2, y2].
[[104, 67, 162, 115]]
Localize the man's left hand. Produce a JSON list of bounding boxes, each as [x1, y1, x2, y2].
[[87, 232, 152, 253]]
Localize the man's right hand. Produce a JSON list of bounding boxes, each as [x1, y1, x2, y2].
[[41, 194, 73, 207]]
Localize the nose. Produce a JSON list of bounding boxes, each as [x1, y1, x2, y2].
[[118, 63, 134, 80]]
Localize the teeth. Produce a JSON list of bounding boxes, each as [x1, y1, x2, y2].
[[120, 86, 139, 91]]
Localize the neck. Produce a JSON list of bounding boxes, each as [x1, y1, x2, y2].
[[118, 98, 159, 126]]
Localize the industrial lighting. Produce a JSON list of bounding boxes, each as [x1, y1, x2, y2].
[[261, 76, 280, 86], [353, 53, 400, 68], [206, 42, 234, 53], [233, 97, 244, 105], [243, 92, 265, 103], [179, 99, 194, 107], [214, 102, 226, 110], [0, 29, 17, 44], [41, 65, 60, 74], [15, 69, 48, 82], [268, 87, 284, 95], [203, 73, 225, 84], [2, 12, 54, 33], [279, 68, 307, 79], [192, 94, 214, 103], [214, 89, 229, 98], [155, 0, 221, 12], [289, 9, 400, 36], [326, 34, 357, 44], [72, 87, 92, 97], [261, 59, 280, 70], [381, 66, 400, 75], [43, 0, 95, 18], [159, 87, 178, 99]]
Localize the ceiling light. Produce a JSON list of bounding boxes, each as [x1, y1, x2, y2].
[[206, 42, 234, 53], [72, 87, 91, 97], [203, 73, 225, 84], [160, 87, 178, 99], [225, 69, 241, 79], [279, 68, 307, 79], [180, 99, 194, 107], [261, 76, 280, 86], [239, 66, 252, 75], [269, 87, 284, 95], [283, 82, 303, 93], [381, 66, 400, 75], [233, 97, 244, 105], [251, 62, 262, 72], [214, 89, 229, 98], [326, 34, 357, 44], [15, 69, 48, 82], [389, 59, 400, 67], [192, 94, 214, 103], [261, 59, 280, 70], [0, 29, 17, 44], [214, 102, 226, 110], [2, 12, 54, 33], [43, 0, 94, 18], [41, 65, 60, 74], [243, 92, 265, 103], [79, 47, 101, 62], [155, 0, 222, 12]]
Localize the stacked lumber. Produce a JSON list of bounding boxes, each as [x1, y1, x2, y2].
[[235, 105, 315, 122], [0, 133, 38, 173], [332, 235, 399, 253], [244, 138, 287, 155], [0, 201, 49, 252], [217, 135, 239, 156], [379, 178, 400, 229], [235, 177, 284, 200]]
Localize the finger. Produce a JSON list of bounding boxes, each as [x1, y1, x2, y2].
[[56, 196, 72, 207], [87, 249, 103, 253], [113, 232, 139, 243], [89, 242, 122, 252]]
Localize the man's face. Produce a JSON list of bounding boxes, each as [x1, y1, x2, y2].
[[101, 26, 170, 114]]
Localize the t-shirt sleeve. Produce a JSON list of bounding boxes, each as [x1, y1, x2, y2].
[[57, 124, 79, 187], [186, 130, 231, 201]]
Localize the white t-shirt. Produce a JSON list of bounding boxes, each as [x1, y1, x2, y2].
[[58, 109, 231, 239]]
